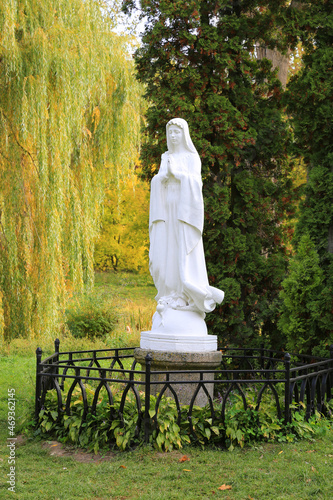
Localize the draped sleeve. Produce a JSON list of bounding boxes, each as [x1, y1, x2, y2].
[[178, 153, 204, 254], [149, 153, 168, 229]]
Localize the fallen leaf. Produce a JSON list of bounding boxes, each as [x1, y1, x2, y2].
[[311, 466, 317, 473], [84, 127, 92, 138], [119, 465, 126, 469], [259, 454, 264, 459], [306, 478, 311, 484], [183, 469, 192, 472], [278, 451, 283, 455], [218, 484, 232, 491], [306, 450, 315, 453], [179, 455, 190, 462]]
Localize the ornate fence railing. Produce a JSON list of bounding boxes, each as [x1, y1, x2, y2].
[[35, 340, 333, 444]]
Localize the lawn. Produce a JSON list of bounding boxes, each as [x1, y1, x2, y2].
[[94, 271, 156, 302], [1, 271, 333, 499]]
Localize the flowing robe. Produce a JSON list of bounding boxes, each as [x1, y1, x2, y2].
[[149, 151, 224, 313]]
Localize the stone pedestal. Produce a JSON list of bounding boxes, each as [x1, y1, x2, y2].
[[140, 331, 218, 352], [134, 348, 222, 406]]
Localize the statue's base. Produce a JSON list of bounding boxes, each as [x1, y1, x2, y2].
[[134, 348, 222, 406], [140, 331, 218, 352]]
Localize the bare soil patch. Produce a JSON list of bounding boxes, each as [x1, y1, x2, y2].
[[41, 440, 116, 463]]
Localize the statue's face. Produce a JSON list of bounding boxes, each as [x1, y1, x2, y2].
[[168, 125, 184, 148]]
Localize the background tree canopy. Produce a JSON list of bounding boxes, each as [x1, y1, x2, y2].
[[0, 0, 142, 342], [94, 168, 149, 273], [124, 0, 302, 349], [1, 0, 331, 356], [279, 0, 333, 356]]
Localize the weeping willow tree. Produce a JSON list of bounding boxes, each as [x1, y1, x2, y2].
[[0, 0, 142, 342]]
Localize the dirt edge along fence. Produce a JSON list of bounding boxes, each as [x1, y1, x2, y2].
[[35, 340, 333, 445]]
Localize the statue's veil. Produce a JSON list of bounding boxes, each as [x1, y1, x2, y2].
[[166, 118, 198, 155]]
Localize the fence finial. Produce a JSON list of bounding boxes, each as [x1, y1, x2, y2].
[[35, 347, 43, 423], [145, 353, 152, 364], [55, 338, 60, 353]]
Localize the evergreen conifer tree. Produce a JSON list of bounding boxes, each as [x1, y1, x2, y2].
[[278, 234, 329, 355], [281, 0, 333, 355], [124, 0, 298, 348]]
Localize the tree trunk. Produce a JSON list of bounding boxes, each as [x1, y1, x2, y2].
[[256, 1, 303, 88], [329, 166, 333, 253], [328, 224, 333, 254], [256, 46, 290, 88]]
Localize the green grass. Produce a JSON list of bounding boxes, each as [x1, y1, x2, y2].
[[1, 272, 333, 499], [2, 271, 156, 356], [1, 352, 333, 500], [94, 270, 156, 302], [89, 271, 156, 346], [1, 402, 333, 500]]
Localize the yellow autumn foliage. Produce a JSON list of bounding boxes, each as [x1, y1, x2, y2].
[[0, 0, 142, 341], [95, 169, 150, 273]]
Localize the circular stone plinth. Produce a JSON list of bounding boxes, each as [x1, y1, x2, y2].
[[134, 348, 222, 406], [134, 348, 222, 369]]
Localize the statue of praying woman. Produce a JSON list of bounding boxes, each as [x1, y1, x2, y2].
[[149, 118, 224, 333]]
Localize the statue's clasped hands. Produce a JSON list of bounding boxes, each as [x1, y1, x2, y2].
[[165, 155, 182, 181]]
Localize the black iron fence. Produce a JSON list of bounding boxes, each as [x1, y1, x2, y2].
[[35, 340, 333, 443]]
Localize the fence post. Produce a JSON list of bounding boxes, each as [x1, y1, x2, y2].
[[35, 347, 43, 424], [55, 338, 60, 356], [54, 338, 60, 382], [284, 353, 291, 424], [329, 345, 333, 401], [260, 343, 264, 370], [144, 353, 152, 443]]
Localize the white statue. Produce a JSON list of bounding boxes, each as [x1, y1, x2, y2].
[[148, 118, 224, 339]]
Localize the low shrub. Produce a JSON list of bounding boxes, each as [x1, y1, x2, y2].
[[65, 295, 118, 339], [35, 383, 333, 453]]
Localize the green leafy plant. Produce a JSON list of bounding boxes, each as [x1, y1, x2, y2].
[[181, 404, 221, 447], [36, 383, 333, 453], [150, 396, 184, 451]]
